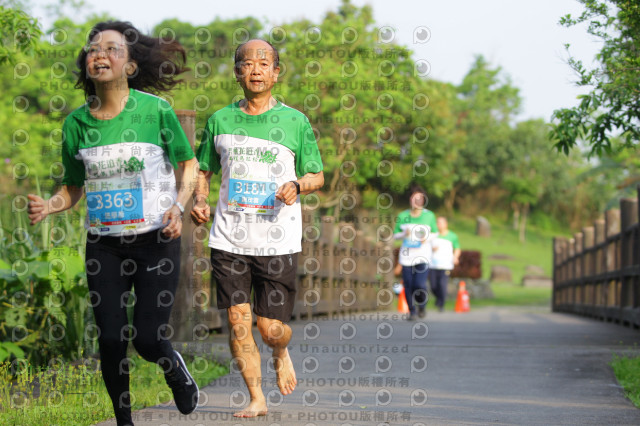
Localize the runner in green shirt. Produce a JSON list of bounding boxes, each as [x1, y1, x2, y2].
[[27, 21, 199, 425], [191, 39, 324, 418], [394, 185, 437, 320]]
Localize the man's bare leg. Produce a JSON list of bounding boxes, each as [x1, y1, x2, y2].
[[228, 304, 268, 417], [257, 317, 297, 395]]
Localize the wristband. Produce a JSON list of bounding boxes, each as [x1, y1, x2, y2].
[[291, 180, 301, 194], [174, 201, 185, 214]]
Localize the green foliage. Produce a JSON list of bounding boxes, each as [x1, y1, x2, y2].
[[1, 0, 621, 234], [611, 355, 640, 408], [0, 2, 42, 65], [551, 0, 640, 156], [0, 354, 228, 425], [0, 246, 93, 366], [0, 197, 90, 367]]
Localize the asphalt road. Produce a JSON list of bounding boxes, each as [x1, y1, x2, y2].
[[95, 306, 640, 425]]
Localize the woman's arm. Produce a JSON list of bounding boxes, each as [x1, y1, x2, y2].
[[190, 169, 214, 225], [28, 185, 84, 225], [162, 157, 199, 239]]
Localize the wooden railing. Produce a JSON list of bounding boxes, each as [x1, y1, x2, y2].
[[553, 187, 640, 326], [293, 211, 395, 319]]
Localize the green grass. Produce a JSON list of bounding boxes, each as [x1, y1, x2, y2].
[[444, 283, 551, 310], [0, 353, 228, 425], [611, 355, 640, 408], [448, 213, 559, 285], [394, 283, 552, 313]]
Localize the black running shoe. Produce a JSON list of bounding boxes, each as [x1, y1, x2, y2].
[[165, 351, 199, 414]]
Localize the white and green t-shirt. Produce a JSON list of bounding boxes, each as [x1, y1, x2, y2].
[[197, 101, 323, 256], [394, 209, 438, 267], [62, 89, 194, 236], [430, 231, 461, 270]]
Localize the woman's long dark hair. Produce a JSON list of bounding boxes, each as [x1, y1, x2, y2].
[[75, 21, 189, 97]]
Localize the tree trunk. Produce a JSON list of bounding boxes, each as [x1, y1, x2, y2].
[[444, 184, 459, 215], [511, 201, 520, 231], [519, 202, 529, 243]]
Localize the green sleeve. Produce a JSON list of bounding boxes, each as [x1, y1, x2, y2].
[[195, 115, 221, 174], [296, 117, 323, 177], [452, 232, 461, 249], [61, 118, 85, 187], [394, 210, 406, 234], [160, 106, 194, 168], [428, 211, 437, 234]]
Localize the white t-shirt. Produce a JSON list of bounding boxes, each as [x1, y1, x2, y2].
[[430, 231, 461, 270], [197, 102, 323, 256]]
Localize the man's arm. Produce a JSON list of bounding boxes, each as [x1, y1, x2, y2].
[[191, 169, 215, 224], [275, 171, 324, 206]]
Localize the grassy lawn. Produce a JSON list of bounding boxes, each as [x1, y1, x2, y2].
[[447, 213, 559, 285], [445, 282, 551, 310], [0, 353, 228, 425], [611, 355, 640, 408]]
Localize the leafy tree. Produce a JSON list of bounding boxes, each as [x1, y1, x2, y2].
[[551, 0, 640, 156], [448, 55, 521, 212], [0, 1, 42, 65], [0, 0, 623, 236], [269, 0, 434, 216], [503, 120, 549, 241], [577, 139, 640, 205]]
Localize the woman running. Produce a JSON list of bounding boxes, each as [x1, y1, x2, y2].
[[27, 21, 199, 425]]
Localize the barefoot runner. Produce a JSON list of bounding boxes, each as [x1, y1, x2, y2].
[[191, 39, 324, 417]]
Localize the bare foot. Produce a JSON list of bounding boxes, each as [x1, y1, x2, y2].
[[233, 400, 268, 418], [273, 347, 297, 395]]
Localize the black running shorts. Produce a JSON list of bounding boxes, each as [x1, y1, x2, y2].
[[210, 249, 298, 322]]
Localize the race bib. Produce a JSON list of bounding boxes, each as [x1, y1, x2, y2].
[[228, 178, 278, 215], [402, 224, 428, 248], [86, 175, 144, 234], [403, 238, 422, 249]]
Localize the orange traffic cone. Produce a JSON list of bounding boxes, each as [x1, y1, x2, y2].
[[455, 280, 470, 313], [398, 287, 410, 314]]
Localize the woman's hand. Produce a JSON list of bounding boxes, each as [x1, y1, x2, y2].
[[190, 196, 211, 224], [162, 204, 183, 239], [27, 194, 49, 225]]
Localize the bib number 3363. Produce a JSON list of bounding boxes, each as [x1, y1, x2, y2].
[[86, 176, 144, 232]]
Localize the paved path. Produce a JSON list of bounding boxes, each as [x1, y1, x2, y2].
[[96, 306, 640, 425]]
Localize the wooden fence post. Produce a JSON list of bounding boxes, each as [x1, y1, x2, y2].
[[593, 219, 605, 308], [169, 110, 207, 342], [552, 237, 566, 311], [574, 232, 583, 280], [620, 198, 638, 314], [605, 209, 620, 309], [577, 226, 595, 305]]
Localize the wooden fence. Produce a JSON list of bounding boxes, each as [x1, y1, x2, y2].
[[170, 111, 395, 340], [552, 187, 640, 326], [293, 211, 395, 320]]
